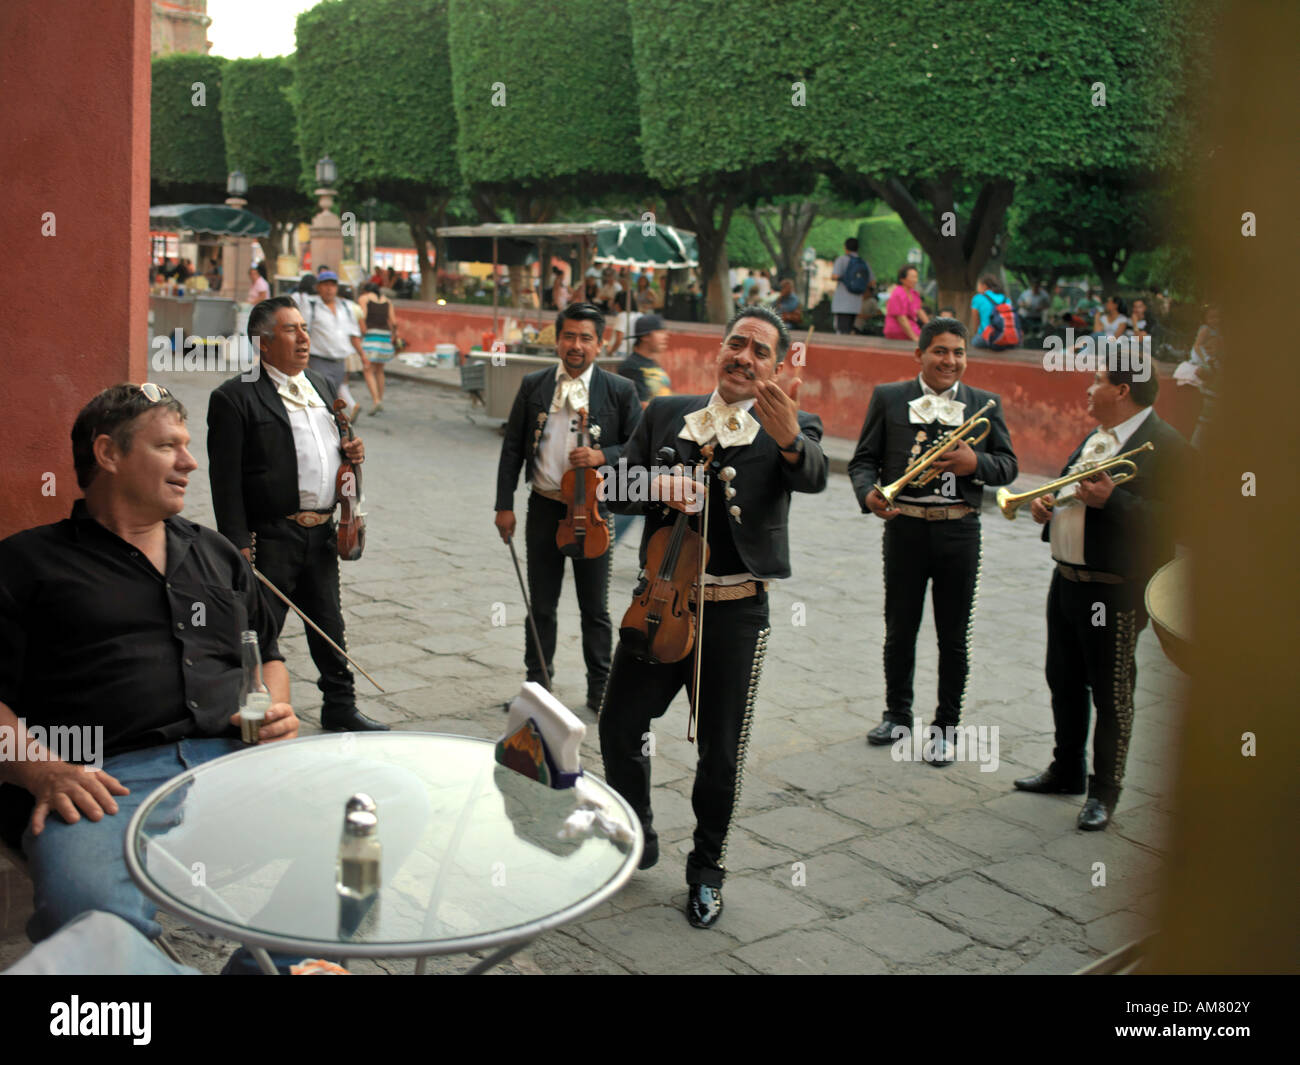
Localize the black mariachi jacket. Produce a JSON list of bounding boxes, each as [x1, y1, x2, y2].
[[847, 378, 1018, 512], [607, 394, 828, 581], [1041, 410, 1188, 584], [207, 366, 341, 551], [495, 363, 642, 512]]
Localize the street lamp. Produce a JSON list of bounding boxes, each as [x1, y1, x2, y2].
[[315, 155, 337, 188], [314, 155, 338, 214], [802, 245, 816, 316], [225, 170, 247, 209]]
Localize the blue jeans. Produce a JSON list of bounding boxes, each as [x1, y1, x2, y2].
[[4, 910, 199, 976], [22, 738, 243, 943]]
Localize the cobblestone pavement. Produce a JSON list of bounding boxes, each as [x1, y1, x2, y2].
[[0, 367, 1182, 975]]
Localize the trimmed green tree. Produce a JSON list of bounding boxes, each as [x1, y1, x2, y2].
[[151, 54, 228, 203], [448, 0, 645, 216], [294, 0, 460, 299], [1002, 171, 1162, 292], [447, 0, 647, 303], [812, 0, 1211, 315], [631, 0, 820, 322], [220, 57, 313, 262]]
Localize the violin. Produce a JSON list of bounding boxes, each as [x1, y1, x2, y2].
[[556, 407, 610, 559], [331, 399, 365, 561], [618, 446, 712, 664]]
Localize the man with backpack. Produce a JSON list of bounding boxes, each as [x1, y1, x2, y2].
[[969, 274, 1022, 350], [832, 238, 873, 335]]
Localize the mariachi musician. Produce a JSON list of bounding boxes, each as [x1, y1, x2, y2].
[[1013, 366, 1188, 830], [848, 316, 1017, 764], [599, 305, 828, 929], [493, 303, 641, 714], [208, 296, 386, 733]]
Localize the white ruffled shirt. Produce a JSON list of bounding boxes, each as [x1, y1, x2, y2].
[[1050, 405, 1152, 565], [533, 363, 596, 494], [262, 362, 341, 510]]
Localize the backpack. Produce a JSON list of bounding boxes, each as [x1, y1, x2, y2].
[[979, 292, 1022, 349], [842, 254, 871, 295]]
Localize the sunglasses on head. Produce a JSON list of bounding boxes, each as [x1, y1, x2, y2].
[[135, 383, 172, 403]]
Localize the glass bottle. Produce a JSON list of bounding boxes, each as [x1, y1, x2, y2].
[[238, 630, 271, 744]]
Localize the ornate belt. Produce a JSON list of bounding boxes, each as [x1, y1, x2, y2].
[[285, 509, 335, 527], [690, 580, 766, 604], [895, 503, 973, 521], [1056, 563, 1125, 585]]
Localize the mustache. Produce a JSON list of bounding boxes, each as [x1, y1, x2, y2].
[[724, 362, 756, 379]]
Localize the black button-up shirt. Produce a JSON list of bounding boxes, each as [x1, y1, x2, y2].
[[0, 501, 283, 840]]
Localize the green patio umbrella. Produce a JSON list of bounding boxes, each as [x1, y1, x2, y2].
[[593, 222, 698, 268], [149, 203, 271, 238]]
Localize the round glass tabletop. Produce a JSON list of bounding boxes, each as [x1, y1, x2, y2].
[[124, 733, 642, 957]]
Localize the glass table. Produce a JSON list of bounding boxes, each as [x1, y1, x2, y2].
[[123, 733, 642, 974]]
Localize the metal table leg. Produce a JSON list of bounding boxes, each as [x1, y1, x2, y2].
[[251, 946, 279, 975], [464, 937, 534, 975], [413, 936, 535, 976]]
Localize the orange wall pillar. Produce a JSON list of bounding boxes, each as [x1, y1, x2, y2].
[[0, 0, 151, 539]]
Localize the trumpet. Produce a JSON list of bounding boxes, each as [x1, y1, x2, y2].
[[996, 441, 1155, 520], [874, 399, 996, 506]]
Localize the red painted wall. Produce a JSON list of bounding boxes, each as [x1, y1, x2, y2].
[[0, 0, 151, 539], [392, 302, 1186, 475]]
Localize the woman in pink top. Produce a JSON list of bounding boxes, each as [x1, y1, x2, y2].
[[883, 265, 929, 341], [246, 266, 270, 303]]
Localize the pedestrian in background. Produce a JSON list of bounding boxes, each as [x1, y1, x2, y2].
[[246, 266, 270, 304], [832, 238, 872, 334], [358, 281, 397, 414], [302, 270, 366, 422], [883, 265, 929, 342], [774, 278, 803, 326]]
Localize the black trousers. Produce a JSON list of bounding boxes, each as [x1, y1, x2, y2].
[[598, 590, 770, 888], [524, 493, 612, 705], [881, 513, 981, 727], [1045, 570, 1145, 806], [252, 519, 355, 711]]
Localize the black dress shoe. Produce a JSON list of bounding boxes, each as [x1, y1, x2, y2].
[[1014, 764, 1086, 794], [638, 836, 659, 870], [1077, 797, 1112, 831], [686, 884, 723, 929], [321, 708, 390, 732], [867, 719, 908, 746], [923, 726, 955, 768]]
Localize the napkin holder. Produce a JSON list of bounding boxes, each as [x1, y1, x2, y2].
[[495, 682, 585, 789]]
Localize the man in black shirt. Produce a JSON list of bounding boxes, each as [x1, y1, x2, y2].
[[0, 384, 298, 944], [618, 313, 673, 407]]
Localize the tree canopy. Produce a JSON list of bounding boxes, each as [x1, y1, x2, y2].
[[151, 54, 228, 203], [294, 0, 460, 295], [809, 0, 1210, 309], [447, 0, 645, 215], [220, 57, 312, 246]]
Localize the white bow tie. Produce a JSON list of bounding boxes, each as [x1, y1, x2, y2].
[[552, 374, 588, 413], [680, 403, 760, 449], [908, 394, 965, 426], [275, 374, 324, 412]]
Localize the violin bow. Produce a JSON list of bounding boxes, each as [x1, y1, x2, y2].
[[506, 536, 552, 690], [687, 443, 714, 743], [252, 565, 385, 692]]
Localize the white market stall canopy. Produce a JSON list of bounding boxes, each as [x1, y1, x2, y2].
[[436, 220, 698, 269]]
